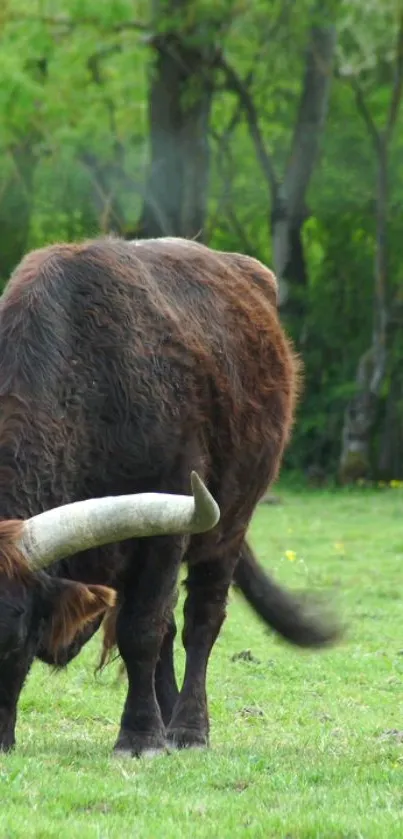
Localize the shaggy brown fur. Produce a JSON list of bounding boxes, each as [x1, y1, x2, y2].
[[0, 521, 31, 582], [0, 235, 339, 757], [47, 583, 116, 658]]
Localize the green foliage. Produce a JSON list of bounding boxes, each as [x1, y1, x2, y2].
[[285, 209, 375, 472], [0, 0, 149, 279], [1, 0, 403, 474]]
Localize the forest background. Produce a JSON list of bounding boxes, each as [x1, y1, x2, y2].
[[2, 0, 403, 483]]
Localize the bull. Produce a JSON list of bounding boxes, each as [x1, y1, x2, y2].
[[0, 236, 338, 757]]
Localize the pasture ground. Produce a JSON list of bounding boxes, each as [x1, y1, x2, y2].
[[1, 484, 403, 838]]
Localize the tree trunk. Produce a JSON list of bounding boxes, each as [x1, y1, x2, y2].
[[271, 198, 308, 323], [272, 15, 336, 328], [137, 22, 215, 240], [377, 365, 403, 480], [338, 143, 389, 483], [338, 12, 403, 483]]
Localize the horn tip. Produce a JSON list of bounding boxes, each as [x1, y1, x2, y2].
[[190, 471, 220, 531]]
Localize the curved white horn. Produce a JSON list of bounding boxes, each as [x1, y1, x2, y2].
[[18, 472, 220, 569]]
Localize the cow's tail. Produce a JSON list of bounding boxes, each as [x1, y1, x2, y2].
[[233, 540, 341, 647]]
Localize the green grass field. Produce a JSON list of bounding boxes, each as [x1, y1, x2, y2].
[[1, 485, 403, 838]]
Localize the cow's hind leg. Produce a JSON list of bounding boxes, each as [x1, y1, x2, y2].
[[114, 536, 183, 758], [167, 552, 236, 749]]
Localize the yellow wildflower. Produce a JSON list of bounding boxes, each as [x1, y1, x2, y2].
[[284, 550, 297, 562]]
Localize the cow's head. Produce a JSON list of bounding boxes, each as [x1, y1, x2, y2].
[[0, 473, 220, 749], [0, 518, 116, 661]]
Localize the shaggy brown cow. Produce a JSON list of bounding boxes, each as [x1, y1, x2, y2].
[[0, 236, 338, 756]]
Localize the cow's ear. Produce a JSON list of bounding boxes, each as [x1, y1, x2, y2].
[[40, 577, 116, 656]]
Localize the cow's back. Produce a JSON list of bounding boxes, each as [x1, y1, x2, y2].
[[0, 236, 299, 504]]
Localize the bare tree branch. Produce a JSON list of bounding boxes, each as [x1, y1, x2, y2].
[[226, 205, 255, 254], [215, 54, 279, 198], [209, 86, 248, 162], [212, 1, 297, 200], [350, 77, 381, 151], [217, 103, 244, 145], [209, 55, 262, 154], [208, 115, 255, 253]]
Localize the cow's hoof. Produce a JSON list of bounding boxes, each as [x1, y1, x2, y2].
[[0, 741, 15, 754], [0, 734, 16, 753], [113, 729, 167, 758], [166, 725, 209, 750]]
